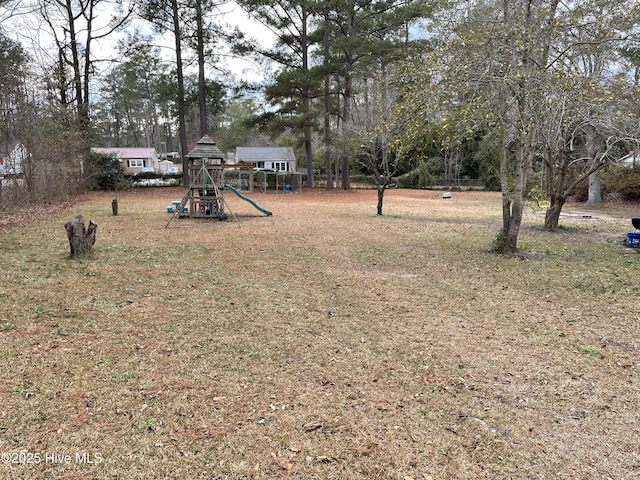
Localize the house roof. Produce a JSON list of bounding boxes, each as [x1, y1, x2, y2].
[[91, 147, 158, 160], [236, 147, 296, 162]]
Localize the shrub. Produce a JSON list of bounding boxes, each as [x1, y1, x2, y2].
[[162, 172, 184, 181], [349, 174, 376, 186], [86, 152, 127, 191], [134, 171, 160, 180], [397, 161, 434, 189], [491, 228, 509, 254], [612, 169, 640, 201], [582, 167, 640, 202], [482, 164, 501, 191]]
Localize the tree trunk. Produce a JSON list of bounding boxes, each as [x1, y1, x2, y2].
[[301, 6, 314, 188], [376, 187, 384, 215], [340, 65, 352, 190], [304, 126, 314, 187], [196, 0, 207, 137], [56, 47, 69, 107], [165, 122, 174, 153], [171, 0, 189, 186], [498, 120, 511, 249], [544, 196, 565, 231], [62, 0, 84, 133], [586, 169, 603, 205], [64, 216, 97, 258], [506, 198, 524, 253], [323, 8, 333, 190], [585, 124, 602, 205], [505, 118, 533, 253], [81, 0, 95, 141]]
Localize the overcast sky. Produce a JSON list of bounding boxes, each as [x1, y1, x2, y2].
[[0, 0, 276, 87]]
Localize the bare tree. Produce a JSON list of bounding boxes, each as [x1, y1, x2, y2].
[[351, 67, 398, 215], [33, 0, 132, 140], [140, 0, 189, 183], [538, 78, 639, 230]]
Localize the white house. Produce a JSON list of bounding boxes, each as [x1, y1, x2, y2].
[[91, 147, 160, 174], [234, 146, 296, 172], [617, 150, 639, 169]]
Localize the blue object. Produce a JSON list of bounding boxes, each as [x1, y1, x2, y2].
[[626, 232, 640, 248], [283, 184, 294, 193]]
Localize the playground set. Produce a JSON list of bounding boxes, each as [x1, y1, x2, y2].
[[165, 136, 272, 228]]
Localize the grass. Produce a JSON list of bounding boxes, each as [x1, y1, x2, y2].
[[0, 187, 639, 479]]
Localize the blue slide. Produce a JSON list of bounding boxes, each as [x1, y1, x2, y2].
[[223, 184, 273, 216]]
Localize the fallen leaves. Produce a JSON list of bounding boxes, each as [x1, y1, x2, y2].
[[1, 188, 639, 480], [303, 421, 323, 432], [271, 452, 294, 472]]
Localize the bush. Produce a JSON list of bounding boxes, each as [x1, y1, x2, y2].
[[491, 228, 509, 254], [162, 172, 184, 181], [134, 171, 160, 180], [86, 152, 127, 191], [482, 164, 501, 191], [397, 161, 434, 189], [349, 174, 377, 186], [580, 167, 640, 202], [611, 169, 640, 201]]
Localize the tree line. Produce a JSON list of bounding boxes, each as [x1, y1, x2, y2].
[[1, 0, 639, 251]]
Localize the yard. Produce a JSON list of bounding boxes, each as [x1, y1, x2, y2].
[[0, 187, 638, 479]]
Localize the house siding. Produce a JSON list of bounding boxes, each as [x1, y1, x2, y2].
[[91, 147, 160, 174]]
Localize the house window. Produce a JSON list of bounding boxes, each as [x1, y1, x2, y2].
[[129, 159, 144, 168], [273, 162, 287, 171]]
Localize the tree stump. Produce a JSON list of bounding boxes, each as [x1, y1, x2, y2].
[[64, 216, 97, 258]]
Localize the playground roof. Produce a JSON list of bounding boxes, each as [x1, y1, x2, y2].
[[186, 136, 225, 159]]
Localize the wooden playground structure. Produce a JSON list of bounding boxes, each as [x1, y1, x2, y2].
[[166, 136, 272, 228]]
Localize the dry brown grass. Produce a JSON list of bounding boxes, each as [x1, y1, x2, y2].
[[0, 187, 639, 479]]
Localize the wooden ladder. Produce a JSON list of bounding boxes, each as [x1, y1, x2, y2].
[[165, 196, 188, 228]]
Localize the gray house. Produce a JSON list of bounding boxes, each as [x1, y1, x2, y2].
[[234, 146, 296, 172]]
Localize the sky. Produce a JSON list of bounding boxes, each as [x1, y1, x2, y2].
[[215, 1, 278, 83], [0, 0, 277, 87]]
